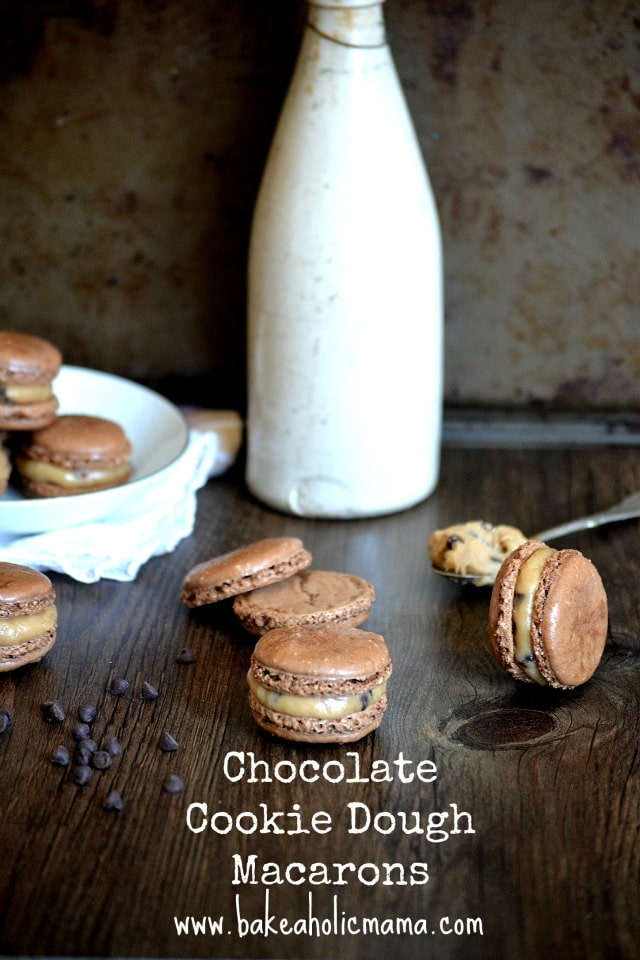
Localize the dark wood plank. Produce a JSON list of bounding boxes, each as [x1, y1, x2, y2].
[[1, 444, 640, 959]]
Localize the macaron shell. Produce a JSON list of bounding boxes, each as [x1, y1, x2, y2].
[[0, 562, 56, 618], [0, 332, 62, 383], [0, 397, 59, 431], [180, 537, 313, 606], [248, 691, 388, 744], [0, 629, 56, 672], [21, 415, 132, 468], [232, 570, 375, 636], [531, 549, 608, 688], [488, 539, 547, 683], [250, 623, 392, 697]]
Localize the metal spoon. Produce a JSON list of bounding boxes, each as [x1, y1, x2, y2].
[[432, 488, 640, 587]]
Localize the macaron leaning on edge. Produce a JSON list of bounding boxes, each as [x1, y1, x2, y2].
[[15, 414, 132, 497], [180, 537, 313, 607], [0, 562, 58, 672], [0, 331, 62, 430], [488, 538, 608, 689], [247, 623, 392, 744]]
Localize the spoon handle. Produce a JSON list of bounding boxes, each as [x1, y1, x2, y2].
[[535, 489, 640, 543]]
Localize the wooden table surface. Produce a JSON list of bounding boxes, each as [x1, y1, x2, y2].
[[2, 440, 640, 960]]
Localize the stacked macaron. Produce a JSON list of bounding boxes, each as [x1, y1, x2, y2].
[[0, 331, 62, 431], [180, 536, 391, 743], [0, 331, 132, 498], [15, 415, 132, 498], [0, 562, 58, 672]]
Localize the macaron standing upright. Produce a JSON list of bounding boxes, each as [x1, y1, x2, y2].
[[247, 623, 392, 744], [233, 569, 375, 636], [0, 562, 58, 671], [0, 331, 62, 430], [15, 414, 132, 497], [180, 537, 313, 607], [488, 539, 608, 689]]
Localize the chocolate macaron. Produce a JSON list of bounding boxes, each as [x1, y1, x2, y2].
[[489, 539, 608, 689], [180, 537, 312, 607], [0, 331, 62, 430], [0, 562, 58, 671], [15, 414, 132, 497], [233, 569, 375, 636], [247, 623, 392, 743]]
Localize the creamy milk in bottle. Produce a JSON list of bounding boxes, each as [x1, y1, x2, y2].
[[246, 0, 443, 518]]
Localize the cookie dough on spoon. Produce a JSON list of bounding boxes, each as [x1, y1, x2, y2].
[[428, 521, 526, 586]]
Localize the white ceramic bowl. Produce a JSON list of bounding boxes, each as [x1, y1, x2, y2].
[[0, 365, 189, 535]]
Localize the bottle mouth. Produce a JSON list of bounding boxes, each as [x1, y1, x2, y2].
[[306, 4, 387, 49]]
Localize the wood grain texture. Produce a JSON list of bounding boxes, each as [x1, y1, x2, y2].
[[1, 444, 640, 959]]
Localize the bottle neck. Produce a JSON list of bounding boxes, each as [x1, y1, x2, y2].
[[306, 3, 386, 49]]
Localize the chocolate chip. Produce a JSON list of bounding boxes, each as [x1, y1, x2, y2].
[[176, 648, 196, 664], [52, 745, 70, 766], [159, 732, 179, 752], [109, 678, 129, 696], [140, 681, 159, 701], [75, 746, 93, 766], [78, 704, 96, 723], [103, 735, 123, 757], [0, 708, 13, 734], [71, 722, 91, 741], [103, 790, 123, 811], [92, 750, 111, 770], [41, 699, 66, 723], [73, 765, 93, 786], [446, 534, 464, 549], [162, 774, 184, 794]]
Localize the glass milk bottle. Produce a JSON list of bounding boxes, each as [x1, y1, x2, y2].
[[246, 0, 443, 518]]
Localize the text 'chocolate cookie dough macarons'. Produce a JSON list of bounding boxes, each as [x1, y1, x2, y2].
[[489, 539, 608, 689], [180, 537, 313, 607], [0, 331, 62, 430], [233, 569, 375, 636], [0, 562, 58, 672], [15, 414, 132, 497], [247, 623, 392, 744]]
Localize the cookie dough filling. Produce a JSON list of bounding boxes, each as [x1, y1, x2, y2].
[[14, 457, 130, 490], [0, 446, 9, 482], [0, 606, 58, 646], [511, 546, 555, 684], [428, 520, 526, 584], [0, 383, 54, 404], [247, 672, 387, 721]]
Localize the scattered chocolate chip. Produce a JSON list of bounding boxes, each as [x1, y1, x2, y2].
[[162, 774, 184, 794], [109, 678, 129, 696], [41, 699, 66, 723], [176, 648, 196, 664], [103, 735, 123, 757], [159, 732, 179, 753], [52, 745, 70, 766], [446, 534, 464, 549], [73, 765, 93, 786], [140, 681, 159, 701], [103, 790, 123, 812], [71, 722, 91, 741], [92, 750, 111, 770], [78, 704, 96, 723], [75, 746, 93, 767], [0, 708, 13, 734], [77, 738, 97, 754]]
